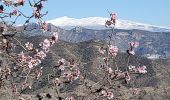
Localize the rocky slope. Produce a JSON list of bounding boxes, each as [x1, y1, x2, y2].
[[20, 23, 170, 59], [1, 36, 170, 100]]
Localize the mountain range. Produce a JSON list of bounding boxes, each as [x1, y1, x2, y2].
[[47, 16, 170, 32], [20, 18, 170, 59]]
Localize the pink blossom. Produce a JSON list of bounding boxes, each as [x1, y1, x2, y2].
[[53, 78, 61, 86], [30, 59, 36, 67], [114, 70, 123, 78], [2, 24, 7, 33], [101, 90, 107, 96], [128, 65, 136, 71], [129, 41, 139, 48], [60, 58, 65, 63], [109, 45, 118, 56], [25, 55, 32, 61], [33, 59, 41, 66], [98, 47, 105, 54], [127, 50, 135, 55], [110, 13, 116, 20], [130, 88, 141, 95], [35, 51, 46, 59], [40, 22, 48, 31], [124, 72, 131, 83], [26, 58, 41, 68], [105, 20, 113, 27], [62, 69, 80, 82], [59, 65, 65, 71], [43, 39, 51, 47], [18, 51, 26, 62], [58, 58, 65, 65], [12, 84, 17, 93], [108, 67, 113, 74], [28, 61, 33, 68], [110, 13, 116, 24], [107, 91, 114, 99], [51, 32, 58, 43], [101, 90, 114, 99], [65, 96, 75, 100], [62, 71, 72, 77], [39, 39, 50, 52], [28, 85, 32, 89], [127, 41, 139, 55], [10, 10, 19, 16], [3, 0, 13, 6], [57, 58, 66, 70], [25, 42, 33, 50], [69, 62, 76, 69], [16, 0, 25, 5], [72, 69, 80, 80], [136, 66, 147, 74], [128, 65, 147, 74], [105, 13, 117, 27], [35, 49, 39, 52]]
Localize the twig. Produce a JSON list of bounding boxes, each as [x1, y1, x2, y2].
[[12, 37, 27, 51]]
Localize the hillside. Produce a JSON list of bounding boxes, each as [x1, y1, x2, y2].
[[20, 23, 170, 59], [0, 36, 170, 100]]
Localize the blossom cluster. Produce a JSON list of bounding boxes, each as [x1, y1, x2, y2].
[[53, 58, 80, 86], [98, 47, 106, 54], [108, 45, 118, 57], [128, 65, 147, 74], [65, 96, 75, 100], [130, 41, 139, 48], [127, 41, 139, 55], [18, 32, 58, 69], [112, 70, 131, 83], [98, 40, 146, 84], [105, 13, 117, 27], [25, 42, 33, 51], [108, 65, 147, 84], [9, 10, 20, 16], [2, 0, 24, 7], [1, 0, 46, 18], [40, 22, 48, 32], [101, 90, 114, 99], [98, 45, 118, 57]]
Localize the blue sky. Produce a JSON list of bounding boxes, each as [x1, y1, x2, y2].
[[2, 0, 170, 27], [45, 0, 170, 27]]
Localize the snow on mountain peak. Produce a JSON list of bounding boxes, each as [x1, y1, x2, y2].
[[47, 16, 170, 32], [47, 16, 106, 28]]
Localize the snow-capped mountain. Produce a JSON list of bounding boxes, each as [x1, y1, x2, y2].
[[47, 16, 170, 32]]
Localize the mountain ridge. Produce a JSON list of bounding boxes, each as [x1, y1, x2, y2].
[[19, 22, 170, 59], [47, 16, 170, 32]]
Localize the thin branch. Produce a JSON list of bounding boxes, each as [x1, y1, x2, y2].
[[12, 37, 27, 51]]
